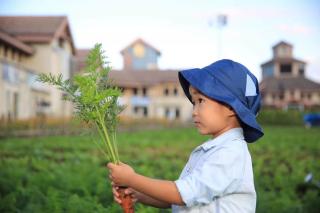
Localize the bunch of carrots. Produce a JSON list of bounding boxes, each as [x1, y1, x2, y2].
[[38, 44, 134, 212]]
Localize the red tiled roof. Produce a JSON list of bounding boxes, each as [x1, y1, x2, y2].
[[0, 16, 75, 54], [109, 70, 179, 87], [74, 47, 178, 86], [261, 57, 306, 67], [260, 76, 320, 93], [0, 30, 34, 55]]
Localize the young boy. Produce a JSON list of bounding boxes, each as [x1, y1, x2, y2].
[[108, 59, 264, 212]]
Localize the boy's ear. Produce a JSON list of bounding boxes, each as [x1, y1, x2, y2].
[[226, 106, 236, 117]]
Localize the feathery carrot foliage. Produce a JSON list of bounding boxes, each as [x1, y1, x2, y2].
[[37, 43, 123, 163]]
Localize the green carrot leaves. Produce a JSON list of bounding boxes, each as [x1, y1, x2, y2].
[[37, 43, 123, 163]]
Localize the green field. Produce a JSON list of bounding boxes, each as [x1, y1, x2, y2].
[[0, 126, 319, 212]]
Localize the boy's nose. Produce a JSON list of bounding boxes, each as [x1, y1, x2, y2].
[[192, 106, 198, 117]]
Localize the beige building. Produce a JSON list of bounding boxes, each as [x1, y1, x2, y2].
[[260, 41, 320, 110], [77, 39, 193, 121], [0, 16, 75, 121]]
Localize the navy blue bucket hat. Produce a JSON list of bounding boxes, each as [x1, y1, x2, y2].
[[178, 59, 263, 143]]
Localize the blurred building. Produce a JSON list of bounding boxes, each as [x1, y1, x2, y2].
[[260, 41, 320, 110], [76, 39, 193, 121], [0, 16, 75, 121]]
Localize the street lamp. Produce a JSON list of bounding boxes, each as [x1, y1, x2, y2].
[[209, 14, 228, 59]]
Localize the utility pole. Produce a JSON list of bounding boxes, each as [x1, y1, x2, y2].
[[209, 14, 228, 59]]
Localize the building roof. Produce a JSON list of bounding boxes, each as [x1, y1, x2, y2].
[[0, 30, 34, 55], [109, 70, 179, 87], [75, 46, 178, 87], [120, 38, 161, 55], [260, 77, 320, 93], [261, 57, 306, 67], [272, 40, 293, 49], [0, 16, 75, 54]]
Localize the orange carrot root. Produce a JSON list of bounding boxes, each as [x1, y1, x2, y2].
[[118, 187, 134, 213]]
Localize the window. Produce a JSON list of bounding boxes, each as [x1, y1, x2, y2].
[[164, 88, 169, 96], [133, 88, 138, 95], [165, 108, 170, 118], [133, 106, 139, 113], [2, 63, 19, 84], [173, 88, 178, 96], [299, 68, 304, 76], [4, 46, 8, 57], [133, 106, 148, 117], [279, 93, 284, 100], [175, 108, 180, 119], [280, 64, 292, 74], [143, 107, 148, 117], [142, 87, 147, 96], [2, 64, 7, 80], [59, 38, 64, 48]]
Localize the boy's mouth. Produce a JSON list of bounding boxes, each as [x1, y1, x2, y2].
[[194, 121, 201, 127]]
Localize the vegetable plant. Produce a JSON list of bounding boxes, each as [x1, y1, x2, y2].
[[37, 43, 134, 212]]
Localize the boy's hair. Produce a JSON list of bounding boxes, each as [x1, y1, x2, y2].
[[179, 59, 263, 143]]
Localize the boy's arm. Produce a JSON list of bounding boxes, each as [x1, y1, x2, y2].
[[130, 173, 184, 206], [136, 190, 172, 208], [108, 162, 185, 206]]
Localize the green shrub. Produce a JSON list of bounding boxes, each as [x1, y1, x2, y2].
[[257, 109, 305, 126]]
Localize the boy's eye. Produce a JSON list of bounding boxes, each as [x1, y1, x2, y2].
[[191, 98, 204, 105]]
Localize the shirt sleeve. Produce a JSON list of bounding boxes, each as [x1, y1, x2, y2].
[[175, 145, 245, 207]]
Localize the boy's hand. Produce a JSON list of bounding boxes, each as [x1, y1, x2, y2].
[[107, 162, 135, 186], [111, 182, 138, 204]]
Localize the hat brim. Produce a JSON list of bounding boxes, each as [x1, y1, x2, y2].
[[179, 68, 263, 143]]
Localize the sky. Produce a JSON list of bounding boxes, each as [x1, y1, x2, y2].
[[1, 0, 319, 82]]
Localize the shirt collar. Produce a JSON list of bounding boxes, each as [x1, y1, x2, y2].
[[194, 128, 244, 152]]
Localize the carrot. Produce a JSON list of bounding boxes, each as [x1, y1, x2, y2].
[[118, 186, 134, 213]]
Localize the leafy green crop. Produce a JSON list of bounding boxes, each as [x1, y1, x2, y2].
[[37, 43, 123, 163], [0, 126, 319, 212]]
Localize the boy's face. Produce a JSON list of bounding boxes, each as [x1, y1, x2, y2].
[[189, 86, 237, 137]]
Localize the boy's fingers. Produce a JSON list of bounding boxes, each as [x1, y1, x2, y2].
[[112, 187, 119, 197], [107, 162, 115, 169], [111, 181, 119, 189], [124, 188, 132, 195], [114, 195, 122, 204]]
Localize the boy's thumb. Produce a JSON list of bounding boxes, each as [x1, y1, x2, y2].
[[107, 162, 115, 169]]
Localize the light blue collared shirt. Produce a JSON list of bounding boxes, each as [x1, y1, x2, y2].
[[172, 128, 256, 213]]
